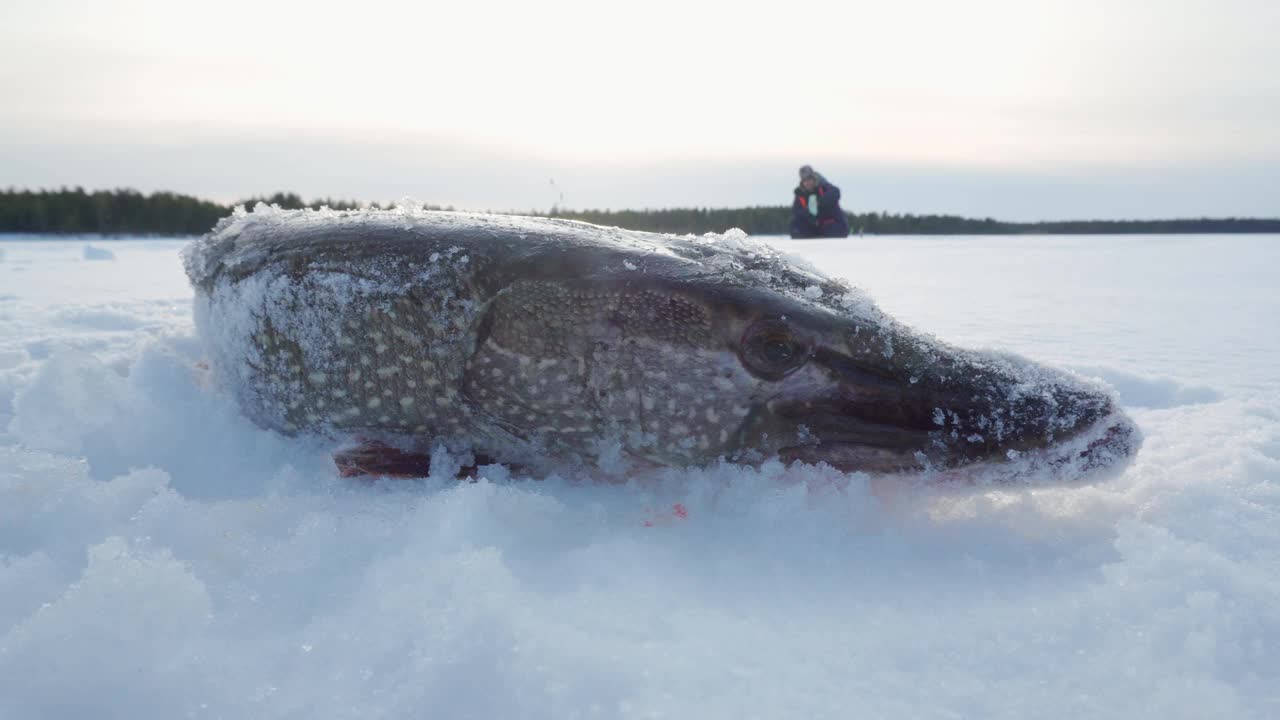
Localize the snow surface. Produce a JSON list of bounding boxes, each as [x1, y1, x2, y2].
[[1, 232, 1278, 719]]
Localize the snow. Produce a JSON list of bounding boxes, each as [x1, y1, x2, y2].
[[2, 232, 1279, 719]]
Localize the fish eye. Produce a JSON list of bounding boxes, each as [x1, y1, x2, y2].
[[740, 320, 809, 379], [763, 338, 795, 363]]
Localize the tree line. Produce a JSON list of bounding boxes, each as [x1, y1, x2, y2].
[[3, 187, 1277, 236], [543, 207, 1280, 235], [0, 188, 395, 235]]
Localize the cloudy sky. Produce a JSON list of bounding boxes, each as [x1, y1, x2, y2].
[[2, 0, 1277, 220]]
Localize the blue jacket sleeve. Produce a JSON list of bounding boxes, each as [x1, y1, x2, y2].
[[819, 183, 841, 210], [792, 195, 806, 218]]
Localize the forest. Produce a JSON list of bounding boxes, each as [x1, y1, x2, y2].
[[4, 187, 1277, 236]]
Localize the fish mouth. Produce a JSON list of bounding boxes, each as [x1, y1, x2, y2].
[[1024, 411, 1140, 478], [926, 411, 1141, 483], [777, 411, 1140, 481], [769, 349, 1142, 481], [777, 442, 924, 474]]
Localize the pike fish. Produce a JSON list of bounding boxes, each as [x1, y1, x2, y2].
[[184, 207, 1139, 480]]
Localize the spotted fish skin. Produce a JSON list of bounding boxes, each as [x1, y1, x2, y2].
[[188, 217, 475, 442], [185, 207, 789, 467], [185, 206, 1139, 479]]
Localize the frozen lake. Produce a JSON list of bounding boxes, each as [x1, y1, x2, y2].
[[1, 231, 1278, 719]]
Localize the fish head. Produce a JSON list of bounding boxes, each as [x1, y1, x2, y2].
[[472, 228, 1139, 479], [722, 291, 1138, 478]]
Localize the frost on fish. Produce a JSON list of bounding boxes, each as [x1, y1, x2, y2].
[[184, 205, 1139, 480], [186, 206, 487, 446]]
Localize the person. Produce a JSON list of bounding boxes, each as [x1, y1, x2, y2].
[[789, 165, 850, 238]]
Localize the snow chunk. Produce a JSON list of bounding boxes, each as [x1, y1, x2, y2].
[[82, 244, 115, 261]]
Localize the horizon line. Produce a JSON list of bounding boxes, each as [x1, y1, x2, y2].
[[4, 186, 1279, 226]]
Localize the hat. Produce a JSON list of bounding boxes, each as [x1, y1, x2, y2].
[[799, 165, 818, 181]]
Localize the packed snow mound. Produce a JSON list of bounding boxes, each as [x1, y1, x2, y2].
[[2, 346, 1278, 718]]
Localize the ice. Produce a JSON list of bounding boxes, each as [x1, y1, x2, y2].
[[2, 231, 1279, 719], [82, 244, 116, 261]]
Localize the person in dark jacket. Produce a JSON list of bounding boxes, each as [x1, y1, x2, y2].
[[789, 165, 850, 238]]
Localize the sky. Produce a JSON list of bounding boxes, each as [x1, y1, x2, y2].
[[2, 0, 1277, 220]]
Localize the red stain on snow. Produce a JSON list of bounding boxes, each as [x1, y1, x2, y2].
[[642, 503, 690, 527]]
